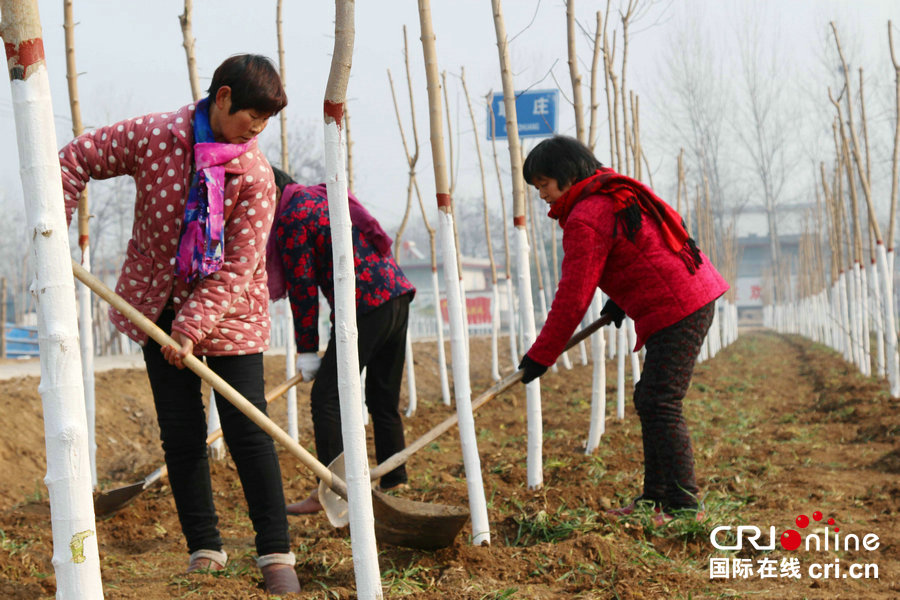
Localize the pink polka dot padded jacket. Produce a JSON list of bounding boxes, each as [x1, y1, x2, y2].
[[59, 102, 277, 356]]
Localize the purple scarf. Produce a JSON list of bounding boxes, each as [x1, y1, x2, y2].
[[266, 183, 394, 300], [175, 97, 255, 282]]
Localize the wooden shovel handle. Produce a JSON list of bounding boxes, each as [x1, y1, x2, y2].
[[370, 313, 613, 479], [72, 261, 348, 497]]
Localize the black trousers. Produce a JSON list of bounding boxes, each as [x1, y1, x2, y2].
[[310, 293, 410, 489], [142, 310, 290, 556], [633, 301, 715, 510]]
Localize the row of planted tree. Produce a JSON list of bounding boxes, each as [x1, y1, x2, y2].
[[765, 22, 900, 399], [1, 0, 744, 597], [51, 0, 748, 485]]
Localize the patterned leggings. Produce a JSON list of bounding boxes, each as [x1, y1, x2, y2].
[[633, 301, 715, 510]]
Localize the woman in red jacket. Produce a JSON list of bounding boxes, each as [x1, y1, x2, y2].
[[519, 135, 729, 521], [59, 55, 299, 594]]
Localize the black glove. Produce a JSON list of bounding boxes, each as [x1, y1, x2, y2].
[[518, 354, 548, 384], [601, 299, 626, 328]]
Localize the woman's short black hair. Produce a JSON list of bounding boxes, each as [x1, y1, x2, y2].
[[522, 135, 603, 187], [208, 54, 288, 116], [271, 166, 296, 195]]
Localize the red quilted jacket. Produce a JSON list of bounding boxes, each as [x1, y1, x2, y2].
[[527, 192, 729, 366], [59, 102, 277, 356]]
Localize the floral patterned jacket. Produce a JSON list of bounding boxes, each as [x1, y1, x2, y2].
[[272, 184, 415, 353]]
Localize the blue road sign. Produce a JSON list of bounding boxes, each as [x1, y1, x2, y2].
[[487, 89, 558, 140]]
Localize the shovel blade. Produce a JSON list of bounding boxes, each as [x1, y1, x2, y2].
[[93, 482, 146, 518], [318, 455, 350, 528], [371, 489, 470, 550], [317, 455, 469, 549]]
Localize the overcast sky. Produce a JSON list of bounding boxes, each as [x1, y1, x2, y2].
[[1, 0, 898, 237]]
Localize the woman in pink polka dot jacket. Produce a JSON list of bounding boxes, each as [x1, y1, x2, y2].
[[58, 55, 300, 595]]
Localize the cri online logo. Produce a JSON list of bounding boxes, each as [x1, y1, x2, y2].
[[710, 509, 880, 552]]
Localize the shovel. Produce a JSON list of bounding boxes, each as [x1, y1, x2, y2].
[[74, 261, 469, 550], [317, 313, 614, 521], [93, 371, 304, 518]]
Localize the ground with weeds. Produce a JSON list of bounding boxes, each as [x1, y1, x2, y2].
[[0, 329, 897, 599]]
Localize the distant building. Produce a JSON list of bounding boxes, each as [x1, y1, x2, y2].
[[734, 233, 802, 323], [396, 241, 503, 338]]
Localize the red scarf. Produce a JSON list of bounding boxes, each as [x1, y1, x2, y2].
[[548, 168, 702, 273]]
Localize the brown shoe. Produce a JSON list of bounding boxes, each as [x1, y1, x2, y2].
[[261, 563, 301, 595], [186, 556, 224, 573], [286, 489, 323, 515]]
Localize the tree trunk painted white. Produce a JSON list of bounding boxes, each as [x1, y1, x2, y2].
[[877, 244, 900, 396], [839, 271, 852, 363], [699, 321, 710, 363], [284, 306, 299, 441], [515, 227, 543, 489], [403, 330, 418, 417], [733, 301, 739, 345], [492, 0, 542, 492], [577, 322, 589, 365], [720, 299, 730, 347], [626, 317, 640, 388], [825, 288, 843, 353], [576, 287, 589, 366], [859, 261, 871, 376], [585, 292, 606, 454], [851, 262, 865, 374], [830, 282, 841, 354], [490, 281, 501, 381], [1, 2, 104, 595], [323, 2, 382, 594], [459, 276, 471, 363], [869, 260, 885, 378], [616, 324, 626, 419], [325, 97, 382, 599], [207, 392, 226, 460], [889, 249, 898, 329], [431, 269, 451, 406], [440, 210, 491, 543], [419, 0, 490, 546], [505, 275, 518, 368], [818, 294, 827, 344], [77, 248, 97, 485], [708, 302, 721, 358], [720, 300, 731, 348], [721, 300, 730, 347], [719, 299, 729, 349]]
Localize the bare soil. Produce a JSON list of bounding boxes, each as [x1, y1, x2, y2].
[[0, 330, 897, 599]]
